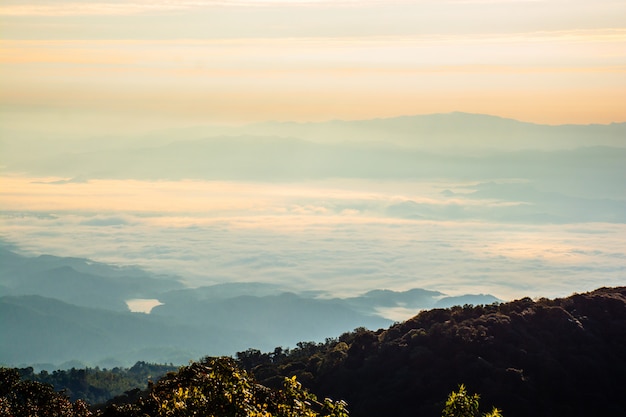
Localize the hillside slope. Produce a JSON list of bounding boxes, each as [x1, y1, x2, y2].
[[239, 287, 626, 417]]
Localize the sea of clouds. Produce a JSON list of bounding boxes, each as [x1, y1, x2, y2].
[[2, 177, 624, 303]]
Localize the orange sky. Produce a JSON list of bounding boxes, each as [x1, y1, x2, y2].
[[1, 0, 625, 135]]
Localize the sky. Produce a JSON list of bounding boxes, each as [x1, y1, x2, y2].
[[1, 0, 625, 306], [1, 0, 625, 136]]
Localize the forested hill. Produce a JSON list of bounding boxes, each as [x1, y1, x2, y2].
[[3, 287, 625, 416], [237, 287, 626, 417]]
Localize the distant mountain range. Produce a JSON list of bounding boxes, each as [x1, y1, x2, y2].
[[2, 112, 623, 225], [3, 112, 625, 178], [0, 245, 499, 369], [7, 143, 624, 224], [241, 112, 626, 150]]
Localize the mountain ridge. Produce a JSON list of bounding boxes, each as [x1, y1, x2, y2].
[[3, 112, 625, 172], [236, 286, 626, 417], [0, 246, 502, 369]]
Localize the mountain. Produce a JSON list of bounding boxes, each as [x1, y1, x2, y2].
[[8, 136, 626, 184], [0, 247, 184, 311], [3, 113, 623, 224], [0, 295, 205, 366], [0, 292, 391, 368], [343, 288, 445, 312], [237, 287, 626, 417], [242, 112, 626, 150], [4, 114, 624, 163], [3, 113, 625, 180], [340, 288, 500, 317], [8, 286, 624, 417], [0, 246, 502, 369], [158, 282, 290, 304], [434, 293, 501, 308], [151, 292, 392, 349]]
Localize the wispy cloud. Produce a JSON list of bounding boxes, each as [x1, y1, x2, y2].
[[2, 28, 623, 125], [446, 0, 543, 4], [0, 2, 176, 17], [0, 0, 415, 16], [0, 176, 457, 215]]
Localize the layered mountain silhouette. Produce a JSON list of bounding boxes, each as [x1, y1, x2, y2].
[[8, 286, 624, 417], [3, 113, 623, 224], [4, 113, 625, 179], [0, 246, 498, 368]]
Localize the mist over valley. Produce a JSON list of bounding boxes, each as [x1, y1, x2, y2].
[[1, 113, 625, 369]]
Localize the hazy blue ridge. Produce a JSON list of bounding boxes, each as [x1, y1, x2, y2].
[[0, 246, 184, 311], [3, 113, 626, 181], [0, 247, 502, 369]]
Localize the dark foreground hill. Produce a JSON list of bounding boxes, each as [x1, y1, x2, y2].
[[3, 287, 625, 416], [1, 357, 350, 417], [237, 287, 626, 417]]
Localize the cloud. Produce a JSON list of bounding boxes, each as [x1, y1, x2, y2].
[[2, 205, 624, 303], [1, 175, 624, 302], [79, 216, 132, 226], [0, 1, 236, 17], [0, 2, 174, 17], [34, 177, 90, 185], [0, 1, 414, 16], [2, 28, 624, 127]]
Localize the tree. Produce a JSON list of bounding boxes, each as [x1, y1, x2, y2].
[[0, 367, 92, 417], [442, 384, 502, 417], [103, 356, 348, 417]]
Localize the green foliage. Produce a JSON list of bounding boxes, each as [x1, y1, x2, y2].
[[18, 362, 178, 405], [277, 375, 348, 417], [3, 359, 349, 417], [103, 356, 349, 417], [0, 367, 92, 417], [442, 384, 502, 417]]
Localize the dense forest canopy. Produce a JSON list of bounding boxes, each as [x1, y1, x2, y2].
[[1, 357, 351, 417], [234, 287, 626, 417]]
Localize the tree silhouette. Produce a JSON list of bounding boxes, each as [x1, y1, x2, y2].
[[0, 367, 91, 417]]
